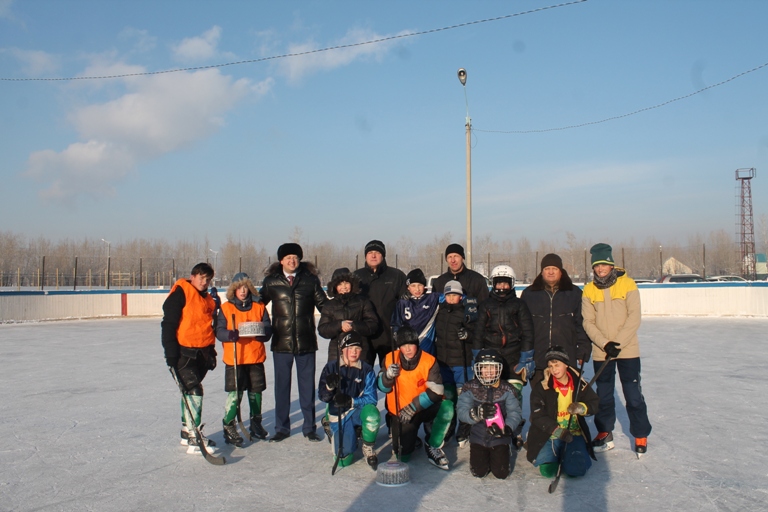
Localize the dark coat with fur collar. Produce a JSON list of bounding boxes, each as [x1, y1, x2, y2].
[[260, 261, 328, 354], [520, 270, 591, 371], [317, 271, 378, 361]]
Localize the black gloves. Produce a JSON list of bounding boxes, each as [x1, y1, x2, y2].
[[334, 392, 352, 412], [166, 356, 179, 368], [471, 402, 497, 421], [603, 342, 621, 358], [457, 328, 469, 341], [325, 374, 341, 390], [227, 329, 240, 342]]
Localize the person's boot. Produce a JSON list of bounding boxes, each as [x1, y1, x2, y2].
[[362, 441, 378, 470], [593, 431, 615, 452], [249, 415, 269, 440], [223, 419, 244, 448]]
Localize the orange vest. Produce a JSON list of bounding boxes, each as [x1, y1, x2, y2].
[[221, 301, 268, 365], [170, 278, 215, 348], [384, 350, 436, 415]]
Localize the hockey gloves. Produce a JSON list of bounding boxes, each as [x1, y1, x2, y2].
[[603, 342, 621, 358], [488, 424, 513, 438], [513, 350, 535, 384], [553, 427, 573, 443], [470, 402, 497, 422], [566, 402, 587, 416], [325, 373, 341, 390], [386, 364, 401, 379], [333, 392, 353, 413], [398, 403, 417, 423], [227, 329, 240, 342]]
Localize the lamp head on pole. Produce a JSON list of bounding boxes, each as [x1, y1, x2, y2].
[[457, 68, 467, 86]]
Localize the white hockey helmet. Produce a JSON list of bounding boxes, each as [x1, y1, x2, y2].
[[474, 349, 504, 386], [490, 264, 516, 288]]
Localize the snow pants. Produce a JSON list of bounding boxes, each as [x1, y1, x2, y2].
[[593, 357, 652, 438], [470, 442, 512, 479], [391, 399, 454, 461], [534, 436, 592, 477]]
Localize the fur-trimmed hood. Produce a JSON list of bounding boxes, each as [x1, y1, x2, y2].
[[527, 267, 575, 292], [226, 276, 259, 302], [326, 269, 361, 298]]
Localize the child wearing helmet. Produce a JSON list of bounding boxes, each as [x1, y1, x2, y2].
[[527, 346, 599, 478], [456, 349, 523, 479]]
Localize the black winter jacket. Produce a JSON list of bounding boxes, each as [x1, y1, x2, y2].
[[526, 366, 599, 464], [472, 290, 534, 379], [520, 271, 591, 371], [260, 262, 327, 355], [432, 267, 490, 303], [434, 301, 474, 368], [318, 290, 378, 361], [353, 260, 406, 350]]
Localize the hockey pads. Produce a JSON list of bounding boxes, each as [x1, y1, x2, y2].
[[603, 341, 621, 358], [398, 403, 417, 423], [566, 402, 587, 416]]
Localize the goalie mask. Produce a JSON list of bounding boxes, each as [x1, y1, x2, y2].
[[474, 349, 504, 386]]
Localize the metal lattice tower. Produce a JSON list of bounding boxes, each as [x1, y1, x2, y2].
[[735, 168, 756, 279]]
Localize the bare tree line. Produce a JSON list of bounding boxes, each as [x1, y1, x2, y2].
[[1, 221, 766, 290]]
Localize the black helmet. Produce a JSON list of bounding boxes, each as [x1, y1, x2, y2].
[[474, 349, 504, 386]]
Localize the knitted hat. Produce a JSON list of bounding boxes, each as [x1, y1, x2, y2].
[[445, 243, 465, 260], [365, 240, 386, 257], [443, 280, 464, 295], [545, 345, 570, 365], [339, 331, 363, 350], [277, 243, 303, 261], [406, 268, 427, 286], [590, 243, 614, 267], [541, 253, 563, 271], [396, 325, 419, 347]]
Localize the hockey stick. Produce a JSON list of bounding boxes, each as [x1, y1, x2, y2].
[[331, 339, 345, 475], [169, 366, 226, 466], [548, 358, 586, 493], [391, 333, 403, 462], [231, 314, 252, 442]]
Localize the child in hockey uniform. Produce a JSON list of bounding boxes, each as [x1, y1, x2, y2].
[[527, 346, 599, 478], [378, 326, 454, 470], [391, 268, 440, 355], [472, 264, 533, 447], [215, 272, 272, 446], [318, 332, 381, 469], [318, 267, 378, 364], [161, 262, 219, 453], [457, 349, 523, 479], [433, 280, 476, 446]]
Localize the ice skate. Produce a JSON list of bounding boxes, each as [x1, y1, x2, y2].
[[249, 415, 269, 440], [362, 441, 378, 470], [425, 442, 449, 470], [635, 437, 647, 458], [223, 419, 244, 447], [593, 431, 614, 453]]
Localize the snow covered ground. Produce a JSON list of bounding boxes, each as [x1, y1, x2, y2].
[[1, 317, 766, 512]]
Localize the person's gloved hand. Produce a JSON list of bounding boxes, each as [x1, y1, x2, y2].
[[603, 342, 621, 358], [227, 329, 240, 342], [398, 403, 417, 423], [334, 392, 352, 412], [325, 374, 340, 390], [567, 402, 587, 416], [386, 364, 401, 379]]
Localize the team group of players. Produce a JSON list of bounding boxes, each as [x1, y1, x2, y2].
[[161, 240, 651, 479]]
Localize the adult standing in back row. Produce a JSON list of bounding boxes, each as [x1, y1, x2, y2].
[[431, 243, 490, 304], [260, 243, 328, 443], [354, 240, 407, 368], [582, 243, 651, 456]]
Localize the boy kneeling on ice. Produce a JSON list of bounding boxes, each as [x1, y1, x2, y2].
[[318, 332, 380, 469], [527, 346, 599, 478]]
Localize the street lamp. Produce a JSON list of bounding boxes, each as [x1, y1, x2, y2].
[[457, 68, 472, 268], [101, 239, 111, 289], [209, 248, 219, 273]]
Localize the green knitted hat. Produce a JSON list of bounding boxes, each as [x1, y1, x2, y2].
[[590, 243, 615, 267]]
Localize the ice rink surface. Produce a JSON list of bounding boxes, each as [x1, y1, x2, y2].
[[1, 317, 767, 512]]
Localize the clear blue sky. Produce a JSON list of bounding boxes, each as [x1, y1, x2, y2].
[[1, 0, 766, 252]]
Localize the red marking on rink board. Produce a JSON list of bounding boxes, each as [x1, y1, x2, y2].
[[121, 294, 128, 316]]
